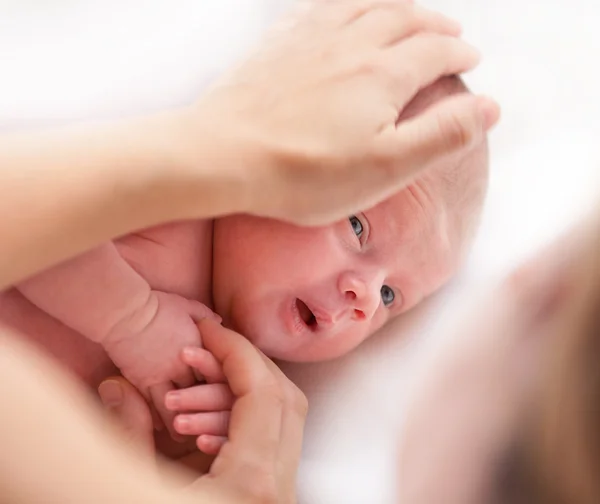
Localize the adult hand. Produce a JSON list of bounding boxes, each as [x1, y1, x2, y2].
[[180, 0, 499, 226], [99, 319, 307, 504], [98, 376, 156, 460]]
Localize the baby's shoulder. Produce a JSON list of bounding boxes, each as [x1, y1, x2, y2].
[[118, 219, 213, 252], [115, 219, 214, 300]]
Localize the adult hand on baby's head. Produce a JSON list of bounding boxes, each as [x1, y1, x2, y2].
[[183, 1, 499, 226]]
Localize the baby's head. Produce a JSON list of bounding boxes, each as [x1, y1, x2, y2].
[[213, 76, 489, 362]]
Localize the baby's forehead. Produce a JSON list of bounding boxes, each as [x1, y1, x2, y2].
[[371, 175, 449, 236], [368, 185, 456, 264]]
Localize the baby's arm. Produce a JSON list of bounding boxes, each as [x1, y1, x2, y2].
[[17, 242, 218, 393], [18, 242, 152, 343]]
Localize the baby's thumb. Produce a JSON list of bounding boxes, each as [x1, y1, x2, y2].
[[187, 300, 222, 324], [383, 94, 499, 178], [98, 377, 155, 461]]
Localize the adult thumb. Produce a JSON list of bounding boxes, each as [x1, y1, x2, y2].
[[98, 377, 155, 460], [382, 94, 500, 177]]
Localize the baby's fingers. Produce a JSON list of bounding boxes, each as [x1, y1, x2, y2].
[[181, 347, 226, 384], [197, 435, 228, 455], [149, 382, 185, 442], [186, 300, 222, 324], [174, 411, 231, 437], [165, 383, 234, 412]]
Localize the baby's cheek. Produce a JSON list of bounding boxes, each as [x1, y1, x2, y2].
[[338, 323, 380, 353]]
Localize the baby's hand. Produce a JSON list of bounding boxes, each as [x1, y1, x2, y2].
[[101, 291, 220, 436], [165, 347, 233, 455]]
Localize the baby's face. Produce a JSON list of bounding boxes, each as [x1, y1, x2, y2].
[[212, 176, 460, 362]]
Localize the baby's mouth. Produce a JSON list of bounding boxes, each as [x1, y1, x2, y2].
[[295, 298, 318, 331]]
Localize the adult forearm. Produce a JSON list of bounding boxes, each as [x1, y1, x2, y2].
[[0, 110, 246, 289], [0, 329, 198, 504]]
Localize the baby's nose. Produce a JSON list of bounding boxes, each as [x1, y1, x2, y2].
[[337, 270, 380, 320]]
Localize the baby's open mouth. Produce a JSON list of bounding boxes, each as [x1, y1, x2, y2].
[[295, 298, 317, 330]]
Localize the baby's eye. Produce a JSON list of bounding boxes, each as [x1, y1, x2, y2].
[[380, 285, 395, 306], [349, 215, 363, 238]]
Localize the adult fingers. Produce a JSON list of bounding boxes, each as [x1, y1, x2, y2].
[[98, 377, 155, 459], [198, 319, 306, 500], [271, 370, 308, 495], [315, 0, 412, 28], [198, 320, 284, 468], [244, 350, 308, 494], [180, 347, 226, 384], [184, 320, 307, 503], [383, 33, 481, 108], [377, 93, 499, 179], [348, 4, 461, 48]]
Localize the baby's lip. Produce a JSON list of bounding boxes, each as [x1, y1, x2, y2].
[[296, 298, 336, 330]]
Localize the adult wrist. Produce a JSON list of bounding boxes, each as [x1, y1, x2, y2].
[[163, 101, 273, 222]]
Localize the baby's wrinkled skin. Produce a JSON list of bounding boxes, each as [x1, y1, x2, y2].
[[0, 76, 488, 458]]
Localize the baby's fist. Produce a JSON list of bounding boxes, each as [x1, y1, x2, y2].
[[102, 290, 220, 393]]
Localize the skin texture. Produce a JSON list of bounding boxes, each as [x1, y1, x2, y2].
[[0, 76, 489, 456], [213, 191, 454, 362], [213, 77, 489, 361], [0, 2, 502, 501]]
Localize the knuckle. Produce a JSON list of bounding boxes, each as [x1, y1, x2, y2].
[[241, 466, 279, 504], [440, 111, 475, 150], [283, 383, 309, 417], [391, 65, 417, 95], [395, 6, 419, 29], [356, 57, 381, 77], [262, 379, 286, 404], [293, 389, 309, 418], [357, 55, 395, 87]]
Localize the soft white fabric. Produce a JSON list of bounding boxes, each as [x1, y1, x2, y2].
[[2, 1, 599, 503]]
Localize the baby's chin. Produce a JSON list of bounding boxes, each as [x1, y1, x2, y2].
[[253, 337, 354, 363], [233, 325, 324, 362]]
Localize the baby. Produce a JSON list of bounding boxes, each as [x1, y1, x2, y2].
[[0, 76, 488, 441]]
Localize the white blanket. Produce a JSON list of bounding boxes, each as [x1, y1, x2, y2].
[[2, 1, 598, 503]]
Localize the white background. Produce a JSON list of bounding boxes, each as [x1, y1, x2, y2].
[[1, 1, 598, 502]]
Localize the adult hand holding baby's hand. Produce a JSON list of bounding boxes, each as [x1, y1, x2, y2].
[[179, 0, 499, 226], [98, 319, 307, 504], [101, 290, 221, 439], [165, 347, 234, 455]]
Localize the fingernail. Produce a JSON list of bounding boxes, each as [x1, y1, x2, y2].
[[468, 45, 482, 64], [476, 96, 501, 130], [175, 416, 190, 434], [182, 347, 197, 360], [98, 380, 123, 408], [165, 391, 181, 410], [445, 18, 462, 35]]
